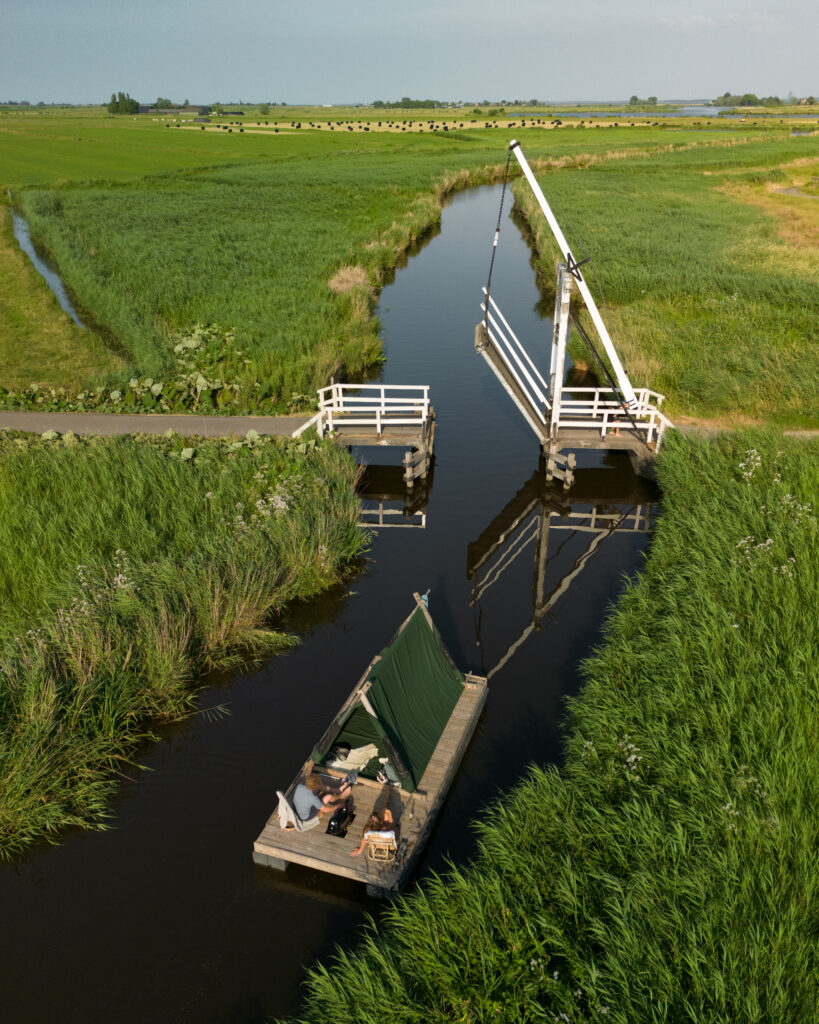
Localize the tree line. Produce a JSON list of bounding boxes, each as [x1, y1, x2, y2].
[[715, 91, 815, 106], [107, 92, 138, 114], [106, 93, 192, 114], [372, 97, 445, 109]]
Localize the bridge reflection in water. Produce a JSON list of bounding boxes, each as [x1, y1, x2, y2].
[[357, 462, 435, 529], [467, 452, 659, 679]]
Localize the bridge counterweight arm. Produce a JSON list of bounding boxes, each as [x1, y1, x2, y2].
[[508, 140, 638, 410]]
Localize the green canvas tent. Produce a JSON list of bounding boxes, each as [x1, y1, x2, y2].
[[311, 599, 467, 793]]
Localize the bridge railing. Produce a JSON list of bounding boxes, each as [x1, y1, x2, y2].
[[554, 387, 673, 448], [480, 291, 551, 425], [546, 506, 653, 533], [292, 384, 431, 439], [359, 502, 427, 530]]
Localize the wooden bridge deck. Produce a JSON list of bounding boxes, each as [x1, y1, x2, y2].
[[253, 675, 487, 897], [324, 421, 432, 447]]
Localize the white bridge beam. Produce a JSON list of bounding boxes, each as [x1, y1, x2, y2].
[[509, 140, 639, 412]]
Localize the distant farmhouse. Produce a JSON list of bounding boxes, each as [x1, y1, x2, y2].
[[138, 105, 199, 115]]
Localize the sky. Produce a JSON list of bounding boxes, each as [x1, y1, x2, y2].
[[2, 0, 817, 106]]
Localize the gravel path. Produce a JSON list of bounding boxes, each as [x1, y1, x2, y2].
[[0, 410, 310, 437], [1, 410, 814, 443]]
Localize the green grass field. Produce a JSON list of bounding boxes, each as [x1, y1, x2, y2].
[[514, 138, 819, 426], [295, 429, 819, 1023], [2, 109, 817, 420], [1, 106, 817, 1013]]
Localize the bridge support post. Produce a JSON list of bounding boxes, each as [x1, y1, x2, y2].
[[543, 440, 575, 490], [402, 409, 435, 489], [550, 264, 573, 442]]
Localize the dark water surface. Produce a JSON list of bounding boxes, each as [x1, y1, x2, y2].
[[0, 186, 657, 1023]]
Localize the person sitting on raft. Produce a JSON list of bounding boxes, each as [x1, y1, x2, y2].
[[349, 808, 396, 857], [292, 772, 352, 823]]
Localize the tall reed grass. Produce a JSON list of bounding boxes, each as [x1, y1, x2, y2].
[[294, 429, 818, 1023], [0, 429, 368, 856]]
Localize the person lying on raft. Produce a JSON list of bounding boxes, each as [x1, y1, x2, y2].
[[350, 809, 396, 857], [292, 772, 353, 822]]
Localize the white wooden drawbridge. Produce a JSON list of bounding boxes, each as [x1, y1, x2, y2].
[[293, 382, 435, 488], [475, 141, 673, 477]]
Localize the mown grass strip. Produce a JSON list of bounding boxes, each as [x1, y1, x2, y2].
[[0, 206, 123, 388], [293, 429, 817, 1024]]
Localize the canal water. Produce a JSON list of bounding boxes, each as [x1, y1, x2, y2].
[[11, 210, 86, 328], [0, 185, 658, 1023]]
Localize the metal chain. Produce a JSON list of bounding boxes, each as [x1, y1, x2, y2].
[[483, 150, 514, 327], [568, 311, 649, 449]]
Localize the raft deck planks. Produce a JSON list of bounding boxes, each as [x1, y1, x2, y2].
[[252, 674, 487, 896]]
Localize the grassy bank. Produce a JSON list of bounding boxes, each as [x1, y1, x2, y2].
[[3, 112, 816, 419], [293, 429, 818, 1023], [0, 205, 123, 388], [0, 429, 367, 856], [513, 140, 819, 427], [8, 129, 663, 408]]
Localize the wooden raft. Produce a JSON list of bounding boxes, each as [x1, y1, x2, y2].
[[253, 674, 487, 898]]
